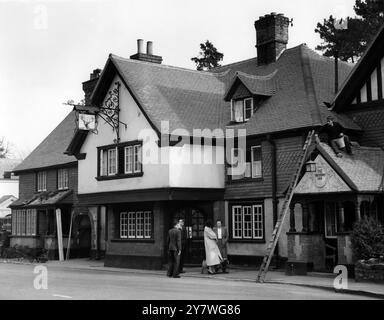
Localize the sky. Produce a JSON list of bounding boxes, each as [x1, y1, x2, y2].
[[0, 0, 356, 159]]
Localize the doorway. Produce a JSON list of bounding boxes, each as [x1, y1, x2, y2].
[[75, 214, 91, 258], [324, 202, 338, 271], [172, 207, 207, 265]]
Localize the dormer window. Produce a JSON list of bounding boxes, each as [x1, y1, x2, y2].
[[231, 98, 254, 123]]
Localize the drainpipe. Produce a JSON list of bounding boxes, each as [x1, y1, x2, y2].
[[96, 206, 101, 260], [267, 135, 280, 267]]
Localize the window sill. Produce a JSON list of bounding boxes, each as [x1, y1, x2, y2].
[[96, 172, 144, 181], [230, 239, 265, 244], [110, 239, 155, 243]]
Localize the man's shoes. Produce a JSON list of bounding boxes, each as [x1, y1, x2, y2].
[[179, 270, 186, 274], [173, 275, 181, 278], [222, 271, 229, 274]]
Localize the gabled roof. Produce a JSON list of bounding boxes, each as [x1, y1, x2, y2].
[[13, 112, 77, 173], [91, 54, 228, 134], [315, 142, 384, 193], [224, 70, 277, 101], [217, 45, 361, 136], [77, 44, 360, 146], [333, 24, 384, 111]]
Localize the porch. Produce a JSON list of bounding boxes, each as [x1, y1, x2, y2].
[[286, 194, 384, 275]]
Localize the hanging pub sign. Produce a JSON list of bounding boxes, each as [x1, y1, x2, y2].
[[78, 113, 97, 130]]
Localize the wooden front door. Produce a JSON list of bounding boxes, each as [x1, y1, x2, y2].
[[172, 208, 207, 265]]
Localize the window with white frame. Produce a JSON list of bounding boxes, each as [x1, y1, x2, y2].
[[12, 209, 37, 236], [231, 98, 254, 123], [99, 147, 118, 177], [251, 146, 263, 179], [124, 144, 142, 174], [37, 171, 47, 192], [231, 204, 264, 240], [58, 168, 69, 190], [120, 211, 152, 240]]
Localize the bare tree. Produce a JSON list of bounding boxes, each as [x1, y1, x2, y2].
[[0, 137, 9, 159]]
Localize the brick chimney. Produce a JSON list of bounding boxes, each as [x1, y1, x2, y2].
[[82, 68, 101, 106], [255, 13, 290, 65], [130, 39, 163, 64]]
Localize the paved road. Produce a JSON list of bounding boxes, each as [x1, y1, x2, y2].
[[0, 263, 374, 300]]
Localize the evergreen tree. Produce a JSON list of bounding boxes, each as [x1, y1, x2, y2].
[[315, 0, 384, 62], [191, 40, 224, 71]]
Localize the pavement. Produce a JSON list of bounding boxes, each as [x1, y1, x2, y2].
[[1, 258, 384, 299]]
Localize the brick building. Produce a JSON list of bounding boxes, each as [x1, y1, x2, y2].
[[9, 111, 100, 259]]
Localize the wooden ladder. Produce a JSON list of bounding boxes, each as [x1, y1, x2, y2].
[[256, 130, 315, 283]]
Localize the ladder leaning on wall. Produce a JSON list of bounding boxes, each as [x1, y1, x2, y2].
[[256, 130, 315, 283]]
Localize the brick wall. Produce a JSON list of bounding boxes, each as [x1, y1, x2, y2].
[[17, 164, 78, 202]]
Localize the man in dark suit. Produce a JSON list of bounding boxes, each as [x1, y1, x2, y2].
[[167, 220, 182, 278], [178, 219, 187, 274]]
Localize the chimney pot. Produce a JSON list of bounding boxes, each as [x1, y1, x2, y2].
[[147, 41, 153, 55], [137, 39, 144, 54]]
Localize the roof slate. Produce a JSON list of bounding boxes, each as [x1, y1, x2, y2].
[[13, 112, 78, 173], [109, 44, 360, 137], [319, 142, 384, 192]]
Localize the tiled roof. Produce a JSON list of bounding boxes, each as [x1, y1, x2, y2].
[[10, 190, 72, 208], [106, 44, 360, 137], [216, 45, 360, 136], [224, 71, 277, 100], [319, 142, 384, 192], [0, 159, 21, 178], [110, 55, 228, 133], [13, 112, 77, 173]]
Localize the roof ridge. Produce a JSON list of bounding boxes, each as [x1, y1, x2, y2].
[[110, 54, 231, 77], [299, 45, 323, 126]]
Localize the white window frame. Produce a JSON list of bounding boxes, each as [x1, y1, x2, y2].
[[251, 146, 263, 179], [58, 168, 69, 190], [134, 145, 142, 173], [120, 212, 128, 239], [37, 171, 47, 192], [242, 206, 253, 239], [121, 211, 152, 240], [232, 204, 264, 240], [253, 205, 264, 240], [124, 146, 134, 174], [107, 148, 118, 176], [244, 98, 254, 121], [124, 144, 142, 174], [231, 98, 255, 123], [232, 206, 243, 239]]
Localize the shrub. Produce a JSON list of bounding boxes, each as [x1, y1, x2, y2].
[[351, 217, 384, 260]]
